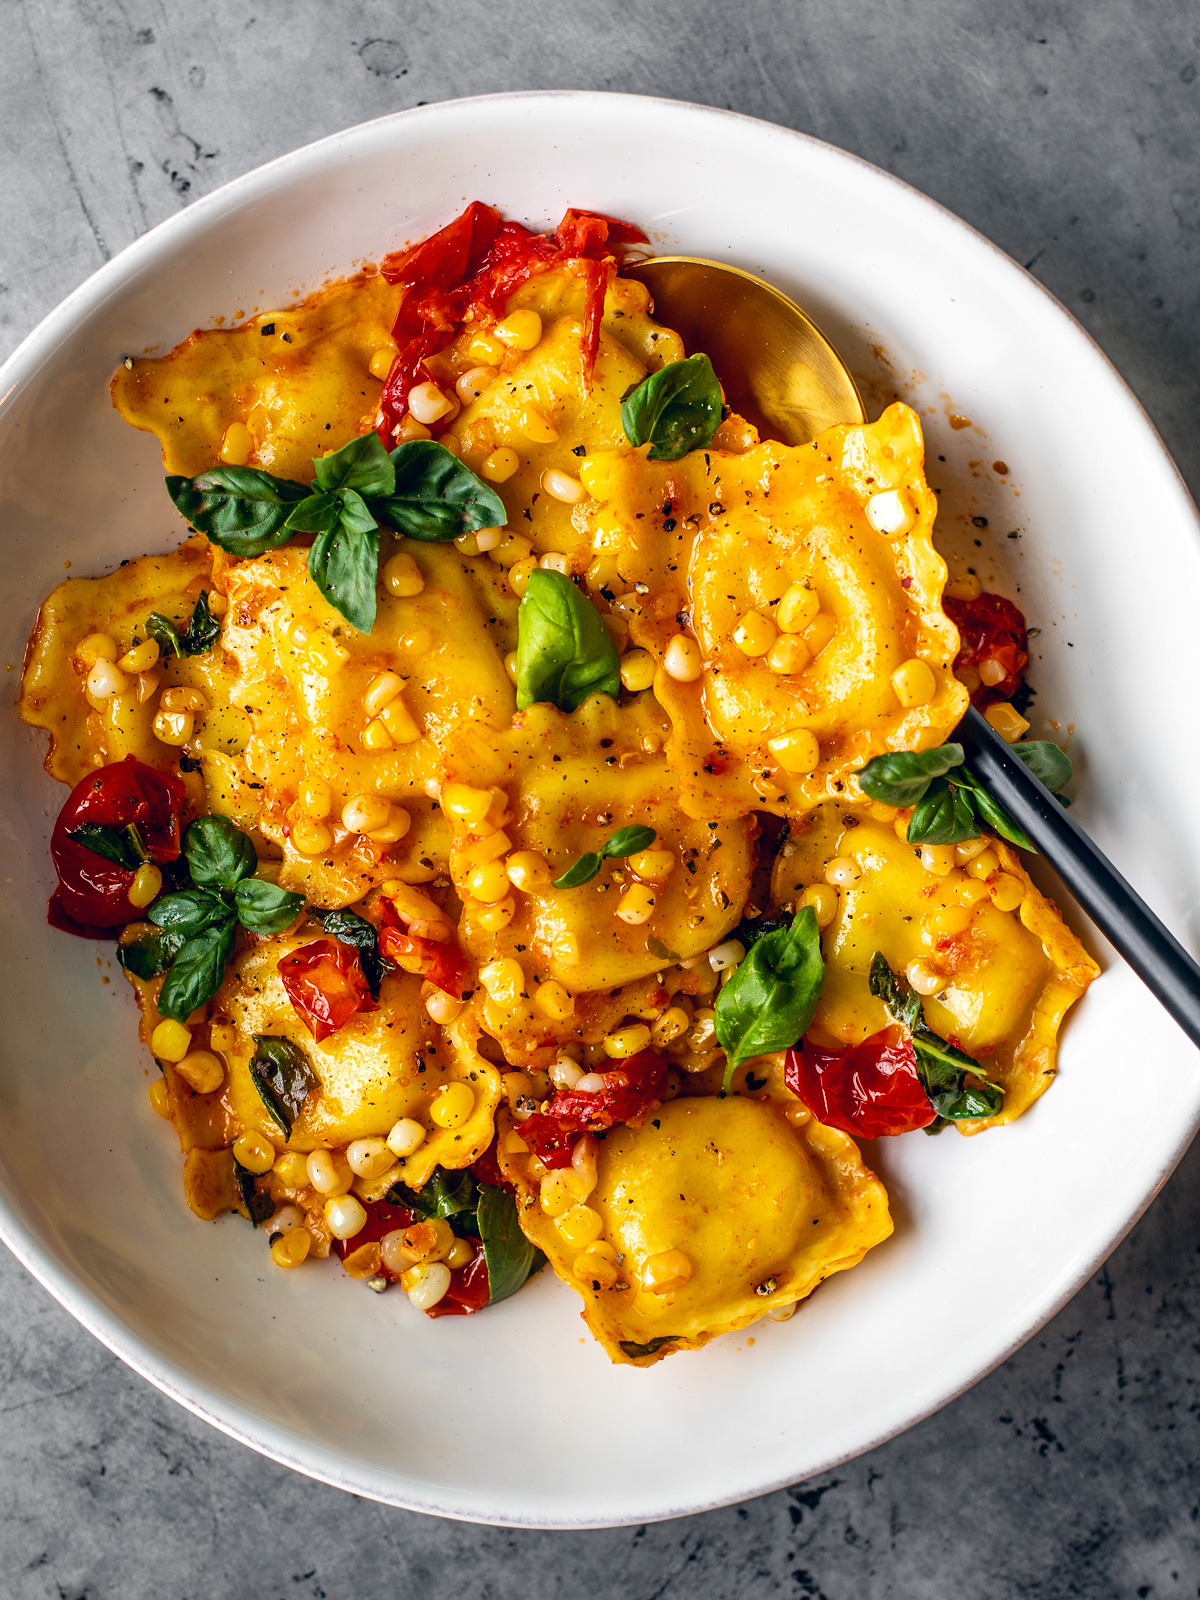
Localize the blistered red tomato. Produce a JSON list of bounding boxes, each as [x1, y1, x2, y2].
[[944, 591, 1029, 708], [278, 938, 376, 1042], [377, 923, 470, 999], [519, 1049, 669, 1169], [48, 756, 185, 934], [785, 1026, 936, 1138], [426, 1247, 491, 1318]]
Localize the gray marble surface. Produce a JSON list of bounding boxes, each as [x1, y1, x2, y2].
[[3, 1, 1200, 1593]]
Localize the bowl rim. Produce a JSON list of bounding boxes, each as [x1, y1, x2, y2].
[[2, 87, 1198, 1528]]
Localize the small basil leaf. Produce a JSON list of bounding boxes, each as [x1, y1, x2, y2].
[[284, 491, 343, 535], [476, 1183, 542, 1305], [148, 887, 233, 938], [234, 879, 305, 936], [1013, 740, 1073, 793], [310, 907, 393, 1000], [117, 926, 186, 980], [867, 951, 923, 1031], [619, 1337, 680, 1360], [647, 935, 682, 962], [905, 778, 980, 846], [389, 1167, 479, 1222], [233, 1162, 276, 1227], [870, 952, 1005, 1122], [620, 353, 723, 461], [156, 918, 236, 1022], [249, 1035, 319, 1137], [715, 906, 825, 1087], [930, 1080, 1005, 1120], [855, 743, 965, 808], [146, 612, 185, 658], [602, 825, 657, 859], [66, 821, 144, 871], [181, 590, 220, 654], [307, 522, 380, 634], [184, 814, 258, 890], [373, 441, 507, 541], [312, 432, 396, 498], [166, 467, 309, 556], [955, 768, 1035, 852], [552, 852, 602, 889], [516, 568, 620, 712]]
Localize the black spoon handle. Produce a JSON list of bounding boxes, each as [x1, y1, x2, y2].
[[957, 705, 1200, 1050]]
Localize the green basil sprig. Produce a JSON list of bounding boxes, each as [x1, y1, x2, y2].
[[233, 1162, 276, 1227], [147, 815, 304, 1020], [868, 952, 1004, 1120], [619, 1336, 680, 1360], [553, 824, 658, 889], [856, 740, 1072, 850], [147, 590, 220, 658], [67, 821, 147, 871], [621, 353, 722, 461], [515, 568, 621, 713], [167, 433, 506, 634], [714, 906, 825, 1092], [388, 1166, 543, 1307], [310, 907, 393, 1001], [249, 1035, 319, 1136]]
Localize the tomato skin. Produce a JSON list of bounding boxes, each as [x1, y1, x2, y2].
[[48, 757, 185, 932], [519, 1049, 669, 1169], [278, 938, 376, 1042], [944, 591, 1029, 708], [377, 923, 470, 999], [425, 1247, 491, 1317], [785, 1026, 936, 1138]]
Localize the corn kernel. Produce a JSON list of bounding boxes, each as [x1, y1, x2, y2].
[[979, 656, 1009, 687], [118, 638, 160, 674], [466, 858, 510, 904], [407, 381, 454, 425], [955, 876, 991, 906], [506, 850, 552, 891], [161, 686, 209, 714], [219, 421, 254, 466], [508, 556, 537, 596], [380, 696, 421, 744], [866, 488, 916, 536], [430, 1082, 475, 1129], [604, 1023, 652, 1058], [296, 777, 333, 820], [641, 1248, 692, 1294], [708, 939, 745, 972], [541, 468, 585, 503], [906, 959, 947, 996], [233, 1131, 275, 1173], [663, 634, 703, 682], [481, 447, 520, 482], [479, 957, 525, 1004], [324, 1194, 368, 1241], [503, 650, 519, 684], [801, 883, 839, 927], [369, 346, 395, 380], [462, 830, 512, 869], [966, 847, 1000, 880], [148, 1078, 170, 1119], [777, 583, 820, 632], [540, 1168, 583, 1217], [867, 801, 898, 823], [616, 883, 656, 925], [926, 903, 972, 938], [136, 670, 161, 704], [766, 635, 812, 675], [619, 649, 656, 692], [127, 862, 162, 909], [920, 843, 958, 876], [502, 1070, 532, 1111], [651, 1005, 691, 1046], [557, 1203, 604, 1250], [346, 1137, 394, 1179], [769, 728, 820, 774], [424, 987, 464, 1024], [441, 782, 497, 831], [151, 1019, 192, 1063], [307, 1149, 353, 1196], [360, 719, 394, 751], [291, 817, 333, 857], [467, 330, 505, 364], [153, 707, 194, 746], [475, 896, 516, 932], [362, 671, 403, 718], [534, 979, 575, 1021], [629, 848, 674, 883], [945, 572, 983, 601], [342, 794, 392, 834], [87, 658, 130, 699], [892, 658, 937, 709], [732, 611, 776, 656], [394, 416, 431, 443], [387, 1118, 427, 1158], [803, 613, 838, 657], [494, 309, 543, 350], [272, 1229, 312, 1268], [382, 551, 425, 597], [446, 1236, 475, 1270], [825, 855, 861, 888], [76, 632, 119, 666], [489, 533, 534, 568], [574, 1243, 620, 1288], [455, 364, 498, 403], [273, 1150, 309, 1187], [402, 1260, 452, 1309], [990, 872, 1026, 912], [984, 702, 1031, 742]]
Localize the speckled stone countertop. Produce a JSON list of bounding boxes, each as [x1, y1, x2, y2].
[[3, 2, 1199, 1594]]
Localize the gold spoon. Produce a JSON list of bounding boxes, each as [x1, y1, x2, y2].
[[630, 252, 1200, 1050]]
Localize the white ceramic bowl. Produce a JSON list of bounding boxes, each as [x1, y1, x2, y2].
[[2, 91, 1198, 1530]]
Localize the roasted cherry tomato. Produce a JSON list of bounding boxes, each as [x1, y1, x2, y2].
[[426, 1247, 491, 1318], [785, 1026, 936, 1138], [377, 923, 470, 999], [48, 756, 185, 934], [519, 1049, 669, 1169], [278, 938, 376, 1042], [944, 591, 1029, 708]]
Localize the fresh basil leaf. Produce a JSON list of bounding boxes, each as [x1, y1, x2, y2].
[[312, 431, 396, 498], [476, 1183, 541, 1305], [372, 441, 508, 541], [906, 778, 980, 846], [146, 612, 185, 659], [166, 467, 308, 556], [389, 1166, 479, 1222], [603, 825, 657, 858], [954, 768, 1035, 852], [234, 879, 305, 936], [856, 743, 965, 808], [117, 925, 185, 980], [248, 1035, 318, 1137], [156, 918, 236, 1022], [148, 886, 233, 938], [552, 852, 603, 889], [715, 906, 825, 1088], [619, 1336, 680, 1360], [184, 814, 258, 890], [66, 821, 145, 871], [867, 951, 923, 1031], [233, 1162, 275, 1227], [310, 907, 393, 1000], [620, 353, 722, 461], [516, 569, 620, 712], [148, 590, 221, 659], [307, 521, 380, 634], [869, 952, 1004, 1122], [930, 1080, 1005, 1120], [1014, 740, 1072, 793], [283, 491, 343, 536]]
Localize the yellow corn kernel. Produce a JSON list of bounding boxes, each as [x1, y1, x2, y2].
[[955, 876, 991, 907], [150, 1019, 192, 1063], [148, 1078, 170, 1119], [945, 571, 982, 601], [803, 613, 837, 657], [768, 728, 820, 774], [324, 1194, 368, 1241], [466, 858, 511, 904], [273, 1150, 309, 1188], [867, 801, 898, 823], [161, 686, 209, 714], [985, 702, 1031, 742], [136, 670, 161, 705], [175, 1050, 224, 1094], [233, 1132, 275, 1174], [368, 346, 396, 380], [534, 979, 575, 1021], [272, 1229, 312, 1268], [86, 658, 130, 700], [641, 1248, 692, 1294], [506, 850, 552, 891], [574, 1243, 620, 1288], [400, 629, 433, 658], [494, 309, 543, 350], [732, 611, 776, 656], [127, 862, 162, 909], [801, 883, 839, 928], [341, 794, 392, 835], [777, 583, 820, 633], [508, 556, 537, 596], [651, 1005, 691, 1046], [541, 468, 584, 503], [382, 551, 425, 597], [76, 632, 119, 666], [401, 1260, 452, 1309], [905, 958, 947, 996], [475, 896, 516, 932], [455, 364, 498, 403], [360, 718, 394, 751], [424, 988, 464, 1024], [393, 415, 431, 443], [926, 903, 972, 939], [866, 488, 916, 536], [297, 777, 333, 820], [540, 1168, 583, 1218], [578, 453, 619, 499], [430, 1083, 475, 1129], [219, 421, 254, 466], [490, 533, 534, 568], [479, 957, 525, 1004], [481, 447, 520, 482], [892, 658, 937, 709], [616, 884, 656, 925], [153, 707, 194, 746], [920, 843, 957, 876], [398, 1217, 455, 1264], [619, 649, 656, 692], [540, 550, 572, 575], [407, 381, 455, 425], [824, 855, 861, 887], [467, 330, 505, 364], [462, 829, 512, 868], [629, 848, 674, 883], [118, 637, 160, 674], [501, 1070, 532, 1111], [604, 1023, 652, 1058], [966, 848, 1000, 880], [363, 670, 404, 717], [291, 817, 333, 857], [446, 1236, 475, 1270], [766, 635, 812, 675], [557, 1203, 604, 1251], [600, 614, 629, 656], [663, 634, 703, 682], [307, 1149, 353, 1196], [346, 1137, 395, 1180], [990, 872, 1026, 912], [342, 1241, 384, 1279], [387, 1118, 427, 1159], [504, 650, 519, 685], [380, 696, 420, 744], [441, 783, 501, 831]]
